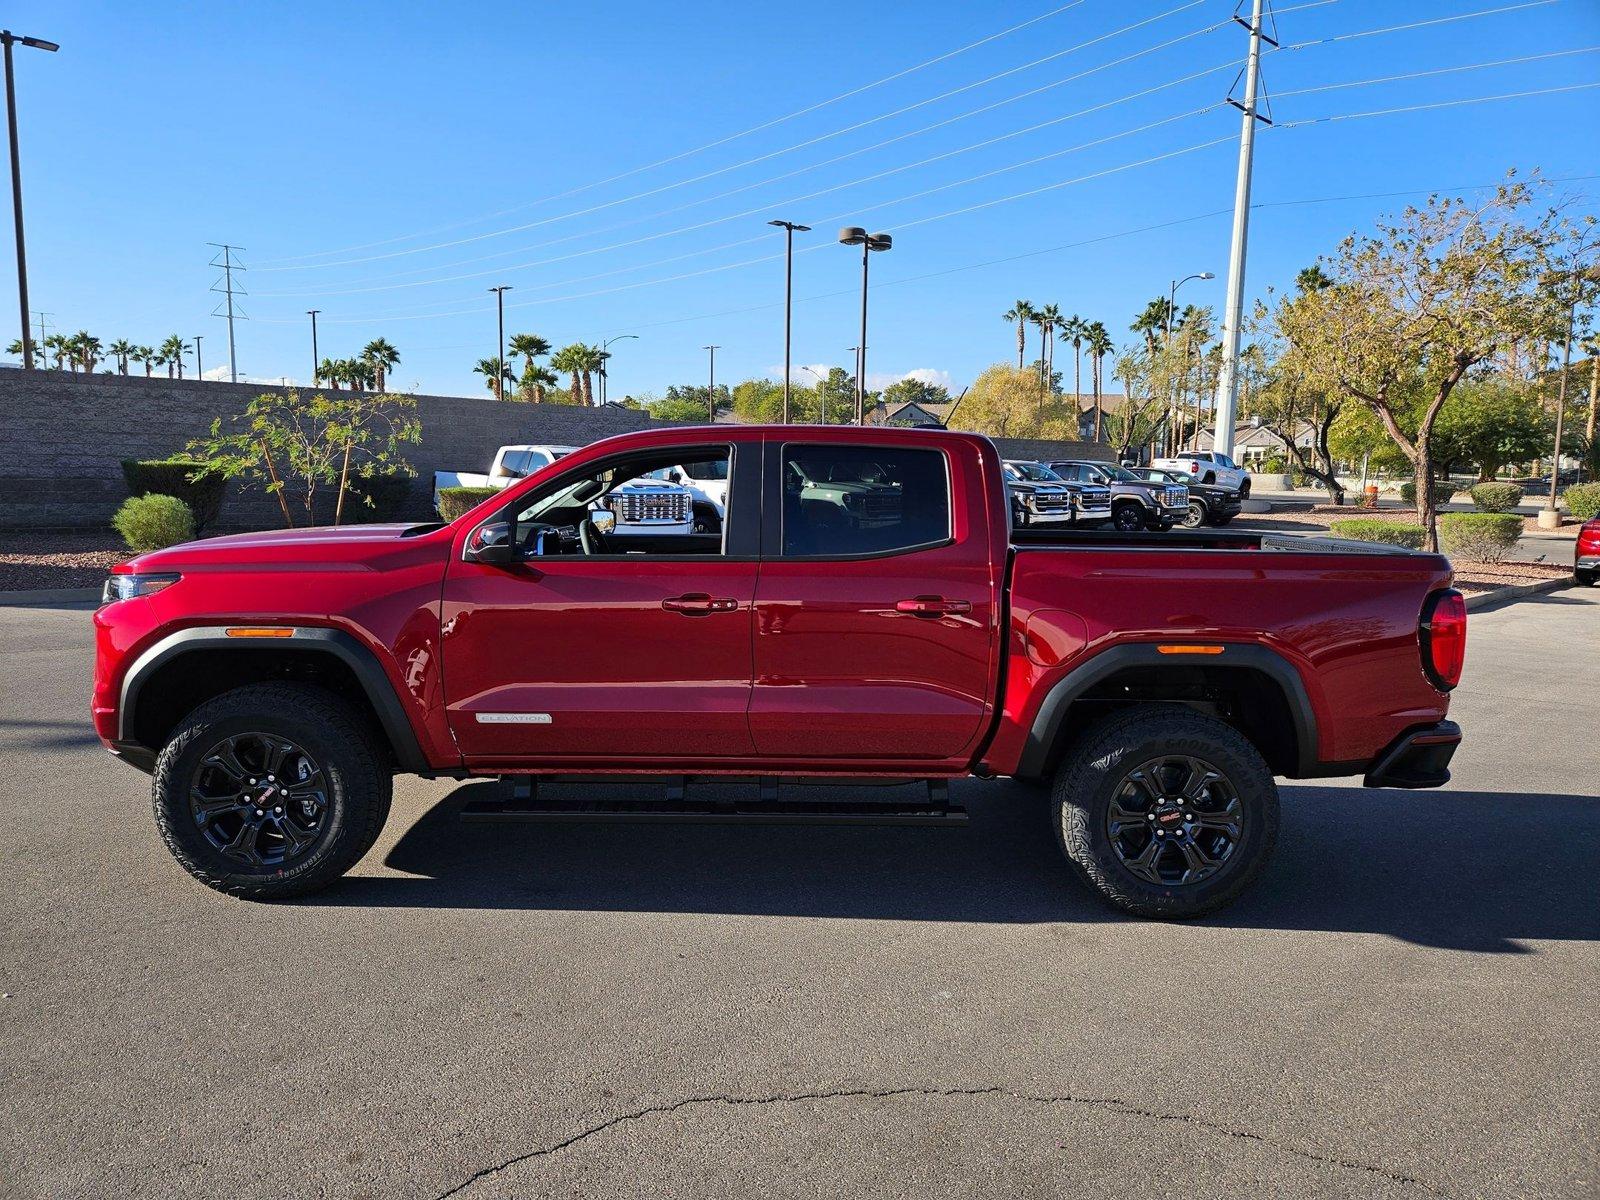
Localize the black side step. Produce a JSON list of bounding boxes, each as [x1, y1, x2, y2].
[[460, 777, 965, 826]]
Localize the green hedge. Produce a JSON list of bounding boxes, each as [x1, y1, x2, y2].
[[1439, 512, 1521, 564], [121, 458, 226, 533], [1399, 480, 1457, 507], [1565, 482, 1600, 522], [1327, 518, 1426, 549], [437, 486, 499, 522], [112, 493, 194, 551], [1468, 481, 1523, 512], [345, 472, 414, 523]]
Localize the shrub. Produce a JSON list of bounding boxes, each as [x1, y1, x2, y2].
[[1468, 481, 1523, 512], [1439, 512, 1521, 563], [121, 458, 227, 533], [1565, 482, 1600, 522], [437, 486, 499, 522], [1399, 480, 1457, 507], [1327, 518, 1426, 549], [112, 493, 194, 551], [345, 472, 414, 523]]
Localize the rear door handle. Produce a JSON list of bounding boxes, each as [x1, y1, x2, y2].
[[895, 596, 973, 618], [662, 592, 739, 616]]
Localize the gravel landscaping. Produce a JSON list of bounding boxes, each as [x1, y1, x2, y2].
[[0, 532, 131, 592]]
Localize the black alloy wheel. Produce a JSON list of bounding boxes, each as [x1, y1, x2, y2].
[[1103, 754, 1242, 887], [1112, 502, 1145, 532], [189, 732, 329, 868]]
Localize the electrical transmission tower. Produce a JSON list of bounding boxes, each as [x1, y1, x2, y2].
[[1210, 0, 1275, 464], [207, 242, 247, 383]]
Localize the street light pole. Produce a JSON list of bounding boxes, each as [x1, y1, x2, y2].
[[800, 365, 826, 425], [488, 285, 512, 400], [599, 334, 638, 406], [768, 219, 810, 423], [839, 226, 892, 424], [1164, 272, 1212, 456], [2, 30, 57, 371], [193, 334, 202, 380], [306, 309, 320, 384], [703, 345, 720, 422]]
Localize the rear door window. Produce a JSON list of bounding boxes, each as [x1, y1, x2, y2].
[[781, 445, 950, 557]]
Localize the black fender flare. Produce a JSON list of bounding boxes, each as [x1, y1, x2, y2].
[[118, 626, 430, 773], [1014, 642, 1320, 779]]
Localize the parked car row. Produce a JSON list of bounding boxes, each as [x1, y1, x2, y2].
[[1003, 459, 1245, 531]]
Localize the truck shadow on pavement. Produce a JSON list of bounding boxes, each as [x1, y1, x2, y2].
[[311, 779, 1600, 953]]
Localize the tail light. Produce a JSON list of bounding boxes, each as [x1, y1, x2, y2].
[[1420, 589, 1467, 690]]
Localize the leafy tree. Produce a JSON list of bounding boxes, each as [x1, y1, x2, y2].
[[360, 338, 400, 392], [1107, 346, 1169, 462], [1002, 300, 1034, 369], [1278, 180, 1570, 548], [647, 393, 714, 422], [951, 365, 1045, 439], [881, 376, 951, 412], [1432, 378, 1549, 480], [189, 389, 420, 528]]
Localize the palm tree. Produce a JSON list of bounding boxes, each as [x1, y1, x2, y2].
[[43, 333, 69, 370], [1002, 300, 1035, 370], [134, 346, 155, 376], [1085, 321, 1113, 441], [473, 357, 512, 396], [508, 332, 550, 375], [1030, 306, 1056, 388], [159, 335, 188, 379], [69, 331, 103, 373], [317, 356, 340, 389], [550, 344, 588, 406], [1295, 264, 1333, 293], [360, 338, 399, 392], [146, 348, 168, 377], [108, 339, 136, 375], [1130, 297, 1172, 354], [1061, 315, 1087, 408], [5, 338, 21, 362], [522, 364, 558, 403]]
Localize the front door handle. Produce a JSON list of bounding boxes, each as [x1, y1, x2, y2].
[[662, 592, 739, 616], [895, 596, 973, 618]]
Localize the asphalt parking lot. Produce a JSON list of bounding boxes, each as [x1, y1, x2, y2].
[[1, 591, 1596, 1199]]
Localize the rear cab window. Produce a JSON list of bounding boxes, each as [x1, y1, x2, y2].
[[781, 445, 950, 557]]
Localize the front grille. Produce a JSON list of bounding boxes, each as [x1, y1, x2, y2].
[[1028, 492, 1072, 514], [1164, 487, 1188, 506], [858, 491, 901, 518], [610, 490, 691, 524], [1076, 488, 1111, 511]]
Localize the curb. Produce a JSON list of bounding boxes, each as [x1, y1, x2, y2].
[[0, 587, 101, 607], [1464, 576, 1574, 612]]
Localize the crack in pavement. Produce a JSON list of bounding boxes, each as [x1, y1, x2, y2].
[[432, 1085, 1448, 1198]]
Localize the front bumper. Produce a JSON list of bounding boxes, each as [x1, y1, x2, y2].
[[1363, 720, 1460, 789]]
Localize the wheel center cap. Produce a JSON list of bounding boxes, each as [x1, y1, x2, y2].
[[1155, 806, 1184, 826]]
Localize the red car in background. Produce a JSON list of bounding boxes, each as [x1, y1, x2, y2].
[[1577, 517, 1600, 586]]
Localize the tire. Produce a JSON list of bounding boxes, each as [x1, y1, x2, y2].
[[1239, 479, 1251, 499], [1213, 514, 1235, 526], [1144, 518, 1174, 532], [1578, 569, 1597, 587], [1051, 706, 1279, 919], [1202, 471, 1217, 484], [1180, 501, 1207, 529], [151, 682, 393, 900], [1111, 502, 1145, 532]]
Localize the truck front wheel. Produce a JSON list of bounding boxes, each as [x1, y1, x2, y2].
[[151, 682, 393, 900], [1051, 707, 1279, 918]]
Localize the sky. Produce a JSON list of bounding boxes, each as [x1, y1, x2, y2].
[[5, 0, 1599, 400]]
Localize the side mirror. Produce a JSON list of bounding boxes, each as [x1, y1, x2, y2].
[[591, 509, 616, 535], [465, 521, 517, 565]]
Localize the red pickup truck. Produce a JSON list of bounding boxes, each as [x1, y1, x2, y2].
[[93, 425, 1466, 918]]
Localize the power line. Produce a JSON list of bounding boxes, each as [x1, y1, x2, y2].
[[1274, 46, 1600, 99], [263, 20, 1240, 291], [254, 0, 1211, 273], [1279, 81, 1600, 128], [1281, 0, 1558, 50]]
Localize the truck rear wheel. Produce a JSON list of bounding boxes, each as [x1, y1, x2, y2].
[[1051, 707, 1279, 918], [151, 683, 393, 900]]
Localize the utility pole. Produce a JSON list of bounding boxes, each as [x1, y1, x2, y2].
[[306, 309, 320, 384], [488, 285, 511, 401], [193, 334, 202, 380], [208, 243, 246, 383], [1209, 0, 1273, 467], [702, 345, 720, 421], [3, 30, 57, 369], [768, 219, 810, 423]]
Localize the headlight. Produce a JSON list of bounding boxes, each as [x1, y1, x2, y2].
[[102, 573, 180, 605]]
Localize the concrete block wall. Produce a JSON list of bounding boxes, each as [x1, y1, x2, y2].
[[0, 369, 1112, 530]]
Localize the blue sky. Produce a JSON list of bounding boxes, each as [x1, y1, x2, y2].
[[6, 0, 1599, 398]]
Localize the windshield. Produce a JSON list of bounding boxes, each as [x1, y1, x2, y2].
[[1008, 462, 1060, 482], [1100, 465, 1141, 482]]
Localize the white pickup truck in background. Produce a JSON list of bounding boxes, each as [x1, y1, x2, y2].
[[1150, 450, 1253, 497], [435, 444, 698, 537]]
